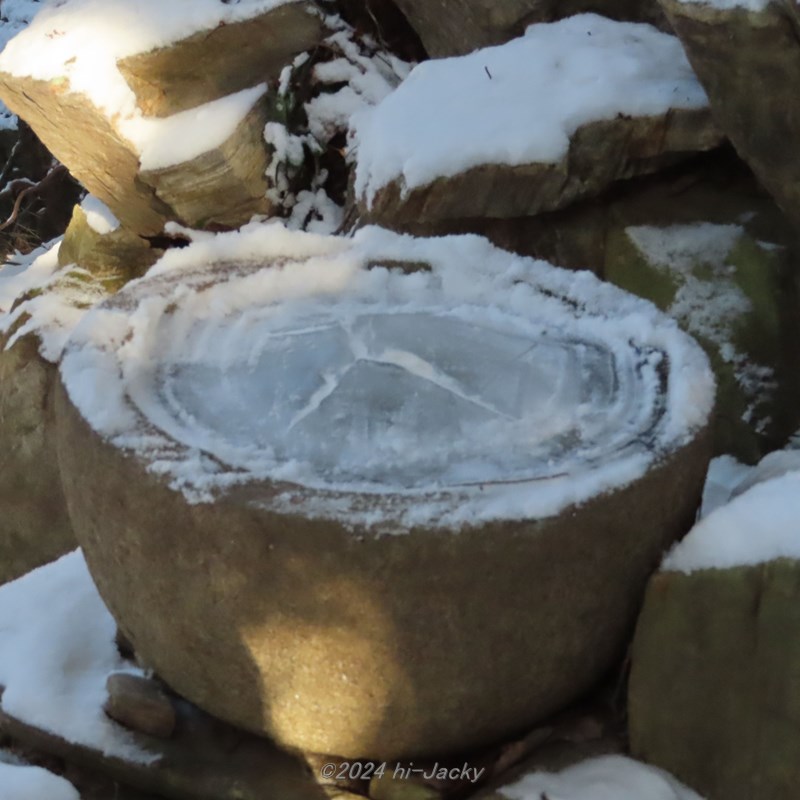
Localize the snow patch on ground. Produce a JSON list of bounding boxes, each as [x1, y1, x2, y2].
[[499, 755, 704, 799], [59, 223, 713, 530], [0, 551, 153, 763], [352, 14, 707, 205], [0, 762, 80, 800]]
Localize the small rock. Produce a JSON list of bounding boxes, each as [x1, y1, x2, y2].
[[58, 201, 162, 287], [104, 674, 176, 740]]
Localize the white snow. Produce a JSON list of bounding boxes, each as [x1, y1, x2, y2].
[[265, 19, 410, 232], [626, 223, 777, 429], [0, 0, 297, 113], [729, 448, 800, 498], [0, 0, 301, 170], [0, 0, 44, 129], [0, 239, 61, 313], [125, 83, 267, 171], [80, 195, 120, 235], [305, 26, 411, 144], [627, 223, 743, 275], [663, 470, 800, 573], [352, 14, 708, 205], [0, 239, 111, 363], [499, 755, 703, 800], [59, 223, 714, 531], [700, 448, 800, 518], [0, 551, 154, 763], [0, 762, 80, 800]]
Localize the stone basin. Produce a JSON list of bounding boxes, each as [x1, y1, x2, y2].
[[54, 227, 714, 759]]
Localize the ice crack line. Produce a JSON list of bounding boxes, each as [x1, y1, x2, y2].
[[285, 322, 517, 432]]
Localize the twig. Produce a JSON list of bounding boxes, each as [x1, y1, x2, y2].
[[0, 138, 22, 188], [0, 164, 67, 233]]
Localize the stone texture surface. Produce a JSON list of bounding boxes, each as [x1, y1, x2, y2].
[[386, 149, 795, 271], [104, 674, 177, 740], [392, 0, 667, 57], [605, 223, 800, 462], [0, 74, 171, 236], [629, 559, 800, 800], [55, 366, 711, 759], [0, 334, 74, 587], [659, 0, 800, 232], [0, 684, 328, 800], [356, 111, 723, 232], [117, 2, 322, 117], [58, 204, 161, 286], [138, 100, 271, 230], [0, 76, 272, 236]]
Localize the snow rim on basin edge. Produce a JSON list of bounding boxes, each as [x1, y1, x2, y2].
[[58, 224, 715, 532]]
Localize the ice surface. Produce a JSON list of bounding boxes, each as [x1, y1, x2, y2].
[[153, 311, 646, 489], [60, 223, 714, 529], [352, 14, 708, 204], [0, 762, 80, 800], [0, 551, 153, 762], [499, 755, 704, 799]]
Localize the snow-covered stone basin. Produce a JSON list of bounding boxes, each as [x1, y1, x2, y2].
[[54, 225, 714, 759]]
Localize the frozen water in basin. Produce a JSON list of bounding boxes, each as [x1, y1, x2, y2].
[[152, 310, 651, 490]]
